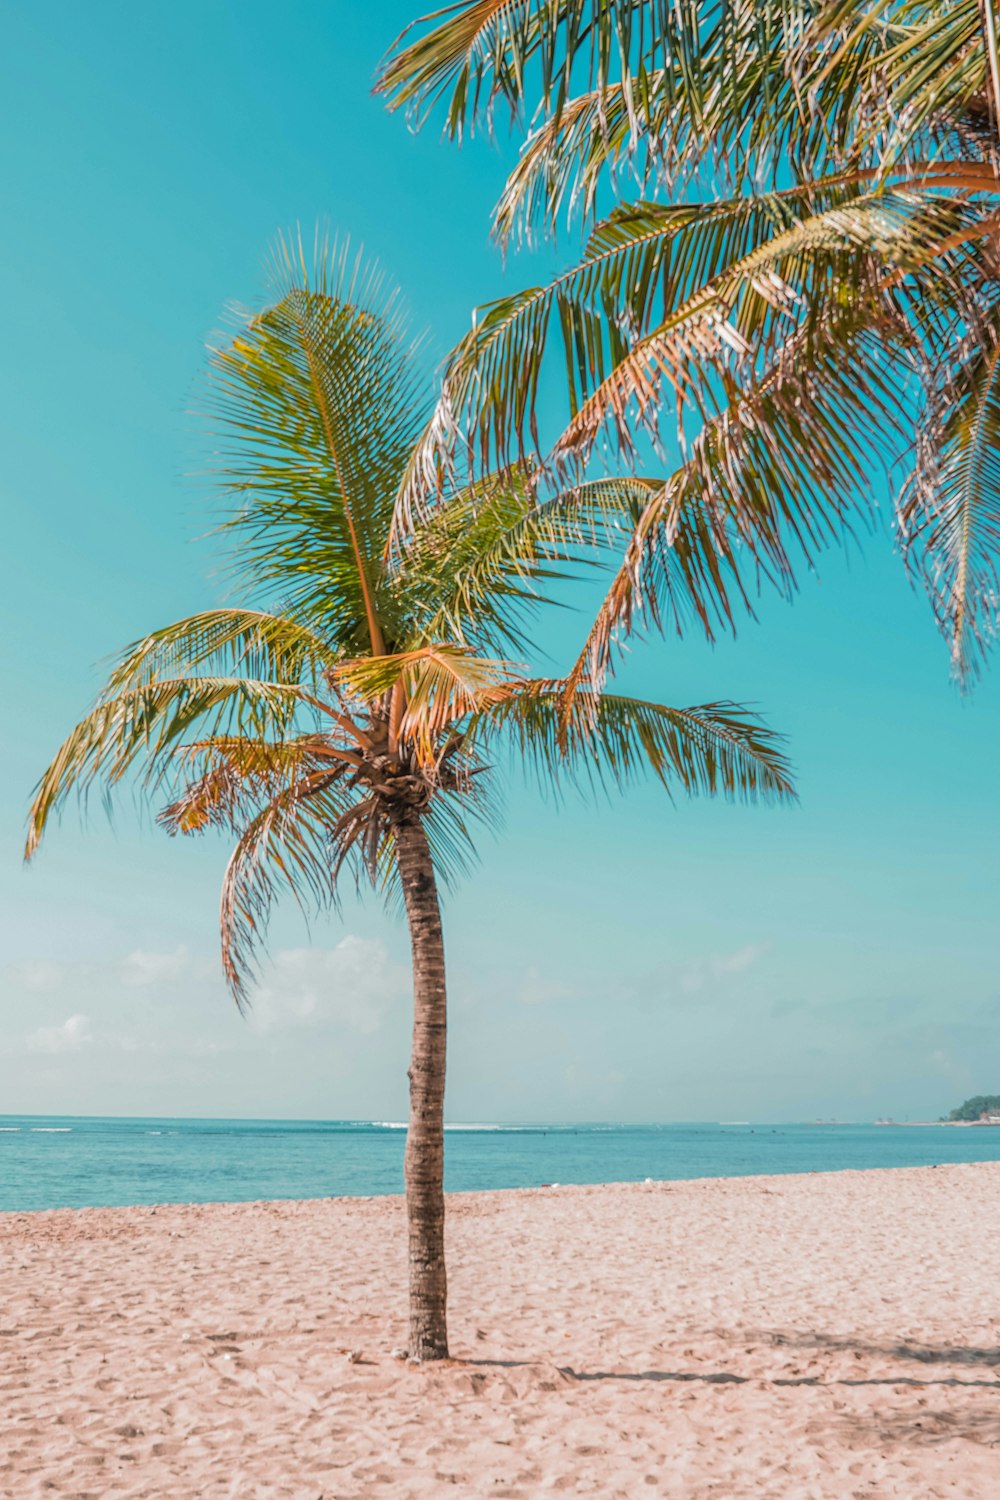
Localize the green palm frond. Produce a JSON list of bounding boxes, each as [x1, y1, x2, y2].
[[399, 186, 936, 644], [546, 197, 923, 468], [105, 608, 340, 694], [395, 469, 667, 652], [381, 2, 982, 184], [472, 679, 796, 803], [493, 74, 672, 247], [394, 163, 1000, 671], [25, 676, 316, 860], [380, 1, 719, 140], [568, 315, 910, 673], [418, 780, 494, 889], [382, 2, 1000, 684], [210, 232, 427, 654], [815, 0, 989, 165], [392, 463, 567, 649], [489, 24, 894, 246]]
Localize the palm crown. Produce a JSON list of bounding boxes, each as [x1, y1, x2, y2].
[[380, 1, 1000, 682], [27, 240, 792, 998]]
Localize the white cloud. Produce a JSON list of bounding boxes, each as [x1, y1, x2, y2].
[[680, 963, 706, 996], [680, 943, 768, 995], [6, 959, 67, 993], [2, 937, 408, 1061], [26, 1013, 92, 1054], [517, 966, 575, 1006], [2, 947, 209, 1000], [712, 943, 767, 977], [0, 935, 417, 1116], [1, 930, 407, 1050], [118, 946, 196, 987], [248, 937, 408, 1035]]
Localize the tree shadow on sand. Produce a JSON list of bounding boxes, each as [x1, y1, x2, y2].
[[467, 1337, 1000, 1391], [464, 1362, 1000, 1392], [727, 1328, 1000, 1369]]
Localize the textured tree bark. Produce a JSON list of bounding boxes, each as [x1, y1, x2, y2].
[[392, 808, 449, 1361]]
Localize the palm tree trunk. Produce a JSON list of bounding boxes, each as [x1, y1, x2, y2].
[[392, 807, 449, 1361]]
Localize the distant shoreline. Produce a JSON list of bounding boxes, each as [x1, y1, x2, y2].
[[875, 1119, 1000, 1127]]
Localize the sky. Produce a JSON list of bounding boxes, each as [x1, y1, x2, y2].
[[1, 2, 998, 1125]]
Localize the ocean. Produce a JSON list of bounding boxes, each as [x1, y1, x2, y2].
[[2, 1116, 999, 1212]]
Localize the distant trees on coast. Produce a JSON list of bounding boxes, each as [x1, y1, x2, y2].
[[946, 1096, 1000, 1121]]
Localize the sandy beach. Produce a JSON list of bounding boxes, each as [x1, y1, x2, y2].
[[3, 1162, 999, 1499]]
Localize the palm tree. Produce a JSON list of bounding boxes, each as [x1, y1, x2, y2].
[[379, 2, 1000, 685], [26, 240, 794, 1362]]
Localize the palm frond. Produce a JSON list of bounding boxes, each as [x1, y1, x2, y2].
[[25, 676, 314, 859], [209, 232, 427, 653], [105, 608, 340, 695], [488, 18, 894, 247], [381, 1, 983, 187], [560, 305, 914, 691], [544, 193, 926, 469], [400, 179, 953, 518], [493, 74, 672, 247], [379, 0, 627, 133], [900, 301, 1000, 677], [395, 175, 1000, 677], [472, 678, 796, 803], [394, 468, 664, 652], [417, 781, 493, 889], [391, 463, 563, 651], [815, 0, 987, 166], [158, 735, 350, 835], [380, 1, 726, 143], [401, 185, 941, 655], [219, 771, 369, 1007]]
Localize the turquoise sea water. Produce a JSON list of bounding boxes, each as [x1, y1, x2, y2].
[[2, 1118, 999, 1212]]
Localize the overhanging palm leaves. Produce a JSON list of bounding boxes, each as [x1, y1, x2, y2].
[[900, 299, 1000, 675], [381, 1, 1000, 679], [380, 2, 988, 177], [380, 1, 753, 143], [397, 179, 926, 494], [394, 183, 939, 676]]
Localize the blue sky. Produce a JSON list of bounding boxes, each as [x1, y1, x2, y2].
[[1, 2, 998, 1123]]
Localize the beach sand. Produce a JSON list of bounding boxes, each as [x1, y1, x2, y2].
[[3, 1162, 999, 1498]]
